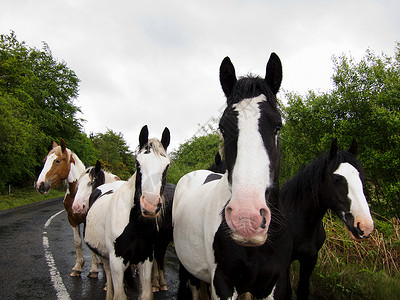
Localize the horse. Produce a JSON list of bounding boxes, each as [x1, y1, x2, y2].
[[84, 125, 171, 300], [35, 138, 100, 277], [208, 152, 227, 174], [278, 138, 374, 300], [73, 159, 175, 293], [172, 53, 293, 300], [72, 160, 121, 215]]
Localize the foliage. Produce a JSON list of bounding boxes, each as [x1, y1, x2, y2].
[[90, 129, 136, 180], [0, 184, 65, 211], [281, 42, 400, 217], [0, 31, 94, 192], [167, 130, 222, 184], [302, 213, 400, 299]]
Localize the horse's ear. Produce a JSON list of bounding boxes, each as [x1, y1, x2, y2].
[[265, 52, 282, 95], [220, 56, 237, 100], [95, 160, 102, 172], [215, 152, 222, 165], [60, 138, 67, 152], [139, 125, 149, 149], [329, 138, 338, 160], [52, 141, 58, 149], [348, 138, 358, 156], [161, 127, 170, 150]]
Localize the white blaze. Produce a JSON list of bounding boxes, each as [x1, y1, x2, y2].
[[232, 95, 271, 194], [334, 163, 373, 224]]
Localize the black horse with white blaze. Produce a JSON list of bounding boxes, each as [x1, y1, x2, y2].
[[173, 53, 293, 299], [278, 138, 374, 300]]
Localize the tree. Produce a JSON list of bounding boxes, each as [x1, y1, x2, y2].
[[90, 129, 135, 180], [167, 131, 222, 184], [281, 42, 400, 217], [0, 31, 92, 191]]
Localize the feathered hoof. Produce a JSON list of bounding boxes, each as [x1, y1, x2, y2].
[[160, 285, 168, 291], [70, 270, 82, 277], [152, 286, 160, 293], [103, 283, 107, 291], [88, 271, 98, 278]]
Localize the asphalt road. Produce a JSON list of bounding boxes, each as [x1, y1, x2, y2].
[[0, 198, 179, 300]]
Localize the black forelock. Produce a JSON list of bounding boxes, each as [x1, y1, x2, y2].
[[226, 75, 276, 107]]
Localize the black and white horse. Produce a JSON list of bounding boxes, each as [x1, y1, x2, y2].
[[173, 54, 292, 299], [84, 125, 171, 300], [278, 138, 374, 300], [72, 160, 121, 215]]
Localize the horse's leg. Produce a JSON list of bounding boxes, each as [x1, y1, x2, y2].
[[151, 259, 160, 292], [70, 224, 84, 277], [109, 254, 128, 300], [158, 256, 168, 291], [138, 259, 154, 300], [273, 267, 292, 300], [88, 251, 99, 278], [238, 293, 255, 300], [211, 282, 236, 300], [297, 255, 318, 300], [102, 257, 114, 300]]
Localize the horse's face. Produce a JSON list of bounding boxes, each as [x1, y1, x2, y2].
[[325, 139, 374, 240], [73, 161, 105, 215], [36, 139, 71, 194], [219, 54, 282, 247], [135, 126, 170, 218]]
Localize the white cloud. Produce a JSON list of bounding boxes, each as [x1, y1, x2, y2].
[[1, 0, 399, 152]]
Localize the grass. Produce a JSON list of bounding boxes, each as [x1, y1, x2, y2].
[[0, 183, 66, 211], [289, 212, 400, 299]]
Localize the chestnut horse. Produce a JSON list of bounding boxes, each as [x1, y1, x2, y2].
[[36, 139, 99, 277]]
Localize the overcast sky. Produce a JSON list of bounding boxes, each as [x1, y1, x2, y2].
[[1, 0, 399, 152]]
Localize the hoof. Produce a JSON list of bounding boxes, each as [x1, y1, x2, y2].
[[103, 283, 107, 291], [152, 286, 160, 293], [88, 271, 98, 278], [160, 285, 168, 291], [70, 270, 81, 277]]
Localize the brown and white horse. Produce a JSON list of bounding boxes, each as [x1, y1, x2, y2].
[[36, 138, 99, 277]]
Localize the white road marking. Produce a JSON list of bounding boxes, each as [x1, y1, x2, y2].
[[43, 209, 72, 300]]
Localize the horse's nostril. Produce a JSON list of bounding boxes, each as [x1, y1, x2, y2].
[[260, 209, 267, 229], [356, 222, 364, 236]]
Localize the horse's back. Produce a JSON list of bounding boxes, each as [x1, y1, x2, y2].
[[85, 180, 127, 256], [173, 170, 229, 283], [85, 194, 112, 257]]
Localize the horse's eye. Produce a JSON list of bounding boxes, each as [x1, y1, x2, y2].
[[274, 125, 282, 135], [55, 159, 61, 164]]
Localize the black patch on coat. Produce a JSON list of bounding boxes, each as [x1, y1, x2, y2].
[[203, 173, 223, 185], [212, 204, 292, 299], [88, 188, 113, 209], [113, 183, 176, 267]]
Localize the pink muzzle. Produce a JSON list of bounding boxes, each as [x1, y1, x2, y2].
[[224, 191, 271, 247], [140, 192, 162, 218]]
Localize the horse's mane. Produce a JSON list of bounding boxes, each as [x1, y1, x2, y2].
[[281, 150, 364, 212], [137, 138, 169, 158], [229, 75, 277, 108]]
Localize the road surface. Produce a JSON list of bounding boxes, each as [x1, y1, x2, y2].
[[0, 198, 179, 299]]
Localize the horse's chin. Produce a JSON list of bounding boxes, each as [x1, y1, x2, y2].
[[349, 231, 369, 241], [231, 232, 268, 247], [141, 210, 159, 218]]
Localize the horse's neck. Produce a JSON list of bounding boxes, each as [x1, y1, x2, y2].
[[115, 172, 137, 209], [67, 152, 85, 185], [284, 178, 327, 228], [105, 172, 120, 184]]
